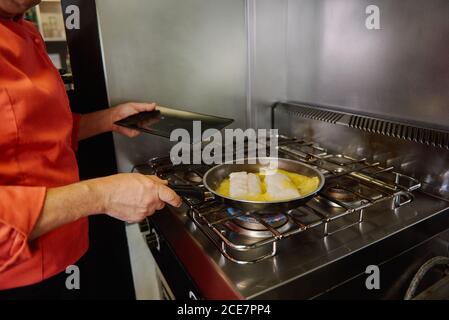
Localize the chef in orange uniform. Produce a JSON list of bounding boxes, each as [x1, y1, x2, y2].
[[0, 0, 182, 298]]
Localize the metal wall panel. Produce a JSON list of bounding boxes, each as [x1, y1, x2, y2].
[[96, 0, 248, 172], [286, 0, 449, 130], [97, 0, 449, 169], [248, 0, 449, 130], [248, 0, 288, 129]]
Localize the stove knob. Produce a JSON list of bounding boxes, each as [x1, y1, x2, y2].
[[146, 228, 160, 252]]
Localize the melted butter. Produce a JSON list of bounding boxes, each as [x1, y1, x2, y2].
[[216, 169, 320, 201]]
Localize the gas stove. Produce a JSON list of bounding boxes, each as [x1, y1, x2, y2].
[[138, 136, 422, 263], [134, 142, 449, 299]]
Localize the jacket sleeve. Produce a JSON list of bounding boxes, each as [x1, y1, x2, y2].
[[71, 113, 81, 152], [0, 186, 46, 273]]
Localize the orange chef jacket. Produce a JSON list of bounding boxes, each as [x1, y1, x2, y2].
[[0, 17, 88, 290]]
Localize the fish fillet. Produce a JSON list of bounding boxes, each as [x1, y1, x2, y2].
[[247, 173, 262, 196], [229, 172, 248, 199], [265, 173, 300, 200]]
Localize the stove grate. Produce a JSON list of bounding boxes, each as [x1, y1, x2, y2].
[[137, 137, 421, 264]]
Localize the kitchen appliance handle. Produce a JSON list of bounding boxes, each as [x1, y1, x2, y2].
[[171, 185, 208, 200]]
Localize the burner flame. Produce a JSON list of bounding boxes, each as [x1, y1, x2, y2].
[[226, 208, 288, 231]]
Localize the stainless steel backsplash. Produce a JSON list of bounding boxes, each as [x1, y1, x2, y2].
[[96, 0, 248, 172], [251, 0, 449, 130], [95, 0, 449, 176]]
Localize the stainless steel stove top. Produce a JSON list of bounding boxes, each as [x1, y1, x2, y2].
[[135, 136, 449, 299]]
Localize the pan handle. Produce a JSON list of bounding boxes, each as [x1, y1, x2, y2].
[[171, 185, 210, 200]]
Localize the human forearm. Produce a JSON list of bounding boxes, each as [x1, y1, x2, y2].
[[29, 180, 103, 240], [29, 173, 182, 240], [77, 109, 112, 141], [77, 103, 157, 141]]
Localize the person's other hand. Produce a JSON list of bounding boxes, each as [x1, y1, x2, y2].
[[89, 173, 182, 223], [110, 102, 157, 138]]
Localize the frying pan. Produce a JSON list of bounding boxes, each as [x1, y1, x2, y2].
[[171, 158, 325, 212]]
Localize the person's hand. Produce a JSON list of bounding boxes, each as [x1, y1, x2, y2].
[[110, 102, 157, 138], [89, 173, 182, 223]]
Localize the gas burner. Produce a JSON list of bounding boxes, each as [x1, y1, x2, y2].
[[324, 184, 359, 203], [313, 183, 364, 210], [225, 208, 289, 236], [183, 170, 203, 184]]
